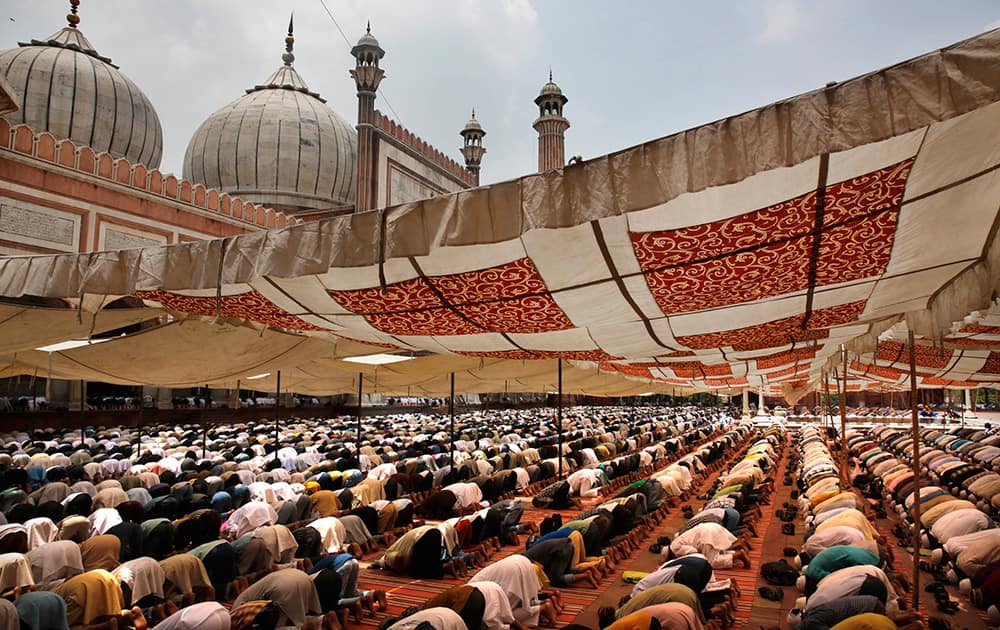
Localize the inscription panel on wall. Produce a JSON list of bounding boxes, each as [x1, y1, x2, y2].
[[388, 162, 446, 206], [99, 220, 168, 250], [0, 197, 81, 253]]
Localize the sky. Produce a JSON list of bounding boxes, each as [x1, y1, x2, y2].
[[2, 1, 998, 186]]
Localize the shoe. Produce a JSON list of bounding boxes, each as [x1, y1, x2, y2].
[[757, 586, 784, 602]]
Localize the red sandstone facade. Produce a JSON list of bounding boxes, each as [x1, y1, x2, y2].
[[0, 120, 299, 256]]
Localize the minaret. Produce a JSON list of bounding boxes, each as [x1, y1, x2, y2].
[[350, 23, 385, 212], [459, 109, 486, 186], [533, 71, 569, 172]]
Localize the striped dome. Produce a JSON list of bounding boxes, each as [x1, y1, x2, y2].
[[183, 62, 357, 211], [0, 25, 163, 168]]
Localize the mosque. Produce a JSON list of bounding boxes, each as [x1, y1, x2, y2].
[[0, 2, 571, 256]]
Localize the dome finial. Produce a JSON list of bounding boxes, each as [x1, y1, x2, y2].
[[471, 108, 475, 119], [366, 21, 371, 34], [282, 12, 295, 66], [549, 68, 552, 82], [67, 0, 81, 28]]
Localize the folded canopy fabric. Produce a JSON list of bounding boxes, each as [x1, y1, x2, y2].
[[1, 29, 999, 395]]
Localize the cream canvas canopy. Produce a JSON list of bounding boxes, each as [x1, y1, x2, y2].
[[1, 30, 999, 397]]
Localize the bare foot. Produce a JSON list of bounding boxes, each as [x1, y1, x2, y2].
[[322, 611, 343, 630], [129, 607, 148, 630]]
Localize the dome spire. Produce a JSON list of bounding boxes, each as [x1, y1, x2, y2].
[[67, 0, 80, 29], [282, 12, 295, 66]]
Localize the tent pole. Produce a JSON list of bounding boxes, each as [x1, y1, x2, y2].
[[908, 330, 921, 611], [80, 380, 85, 443], [557, 359, 563, 480], [136, 400, 143, 461], [357, 373, 363, 450], [840, 346, 848, 482], [449, 372, 456, 470], [822, 371, 830, 430], [962, 389, 966, 429], [45, 352, 52, 403], [274, 371, 281, 460]]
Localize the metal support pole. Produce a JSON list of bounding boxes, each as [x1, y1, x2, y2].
[[80, 380, 85, 443], [557, 359, 563, 480], [357, 373, 363, 448], [274, 371, 281, 460], [31, 368, 38, 413], [449, 373, 456, 470], [908, 331, 921, 611], [840, 346, 849, 482], [202, 422, 209, 461], [135, 400, 143, 461], [822, 371, 831, 429], [45, 352, 52, 402]]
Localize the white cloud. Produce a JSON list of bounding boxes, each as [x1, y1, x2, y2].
[[759, 0, 803, 43]]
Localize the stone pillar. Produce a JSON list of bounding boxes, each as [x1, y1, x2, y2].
[[68, 380, 85, 412], [964, 388, 978, 419], [742, 389, 750, 418], [156, 387, 172, 410], [757, 385, 767, 416]]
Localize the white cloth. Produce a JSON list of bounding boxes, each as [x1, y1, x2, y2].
[[387, 607, 467, 630], [801, 526, 878, 558], [308, 517, 345, 554], [930, 508, 994, 543], [942, 528, 1000, 558], [155, 601, 231, 630], [368, 463, 396, 481], [567, 469, 599, 498], [669, 523, 737, 568], [445, 483, 483, 509], [88, 508, 123, 536], [469, 581, 516, 630], [113, 557, 165, 605], [806, 565, 898, 614], [23, 518, 56, 551], [470, 554, 540, 626], [224, 501, 278, 538], [25, 540, 83, 588]]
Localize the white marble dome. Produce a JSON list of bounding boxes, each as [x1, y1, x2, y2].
[[0, 25, 163, 168], [183, 57, 357, 211]]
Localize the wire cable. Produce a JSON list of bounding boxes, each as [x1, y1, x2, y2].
[[316, 0, 404, 124]]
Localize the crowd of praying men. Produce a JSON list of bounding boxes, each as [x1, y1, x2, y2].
[[0, 405, 759, 630]]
